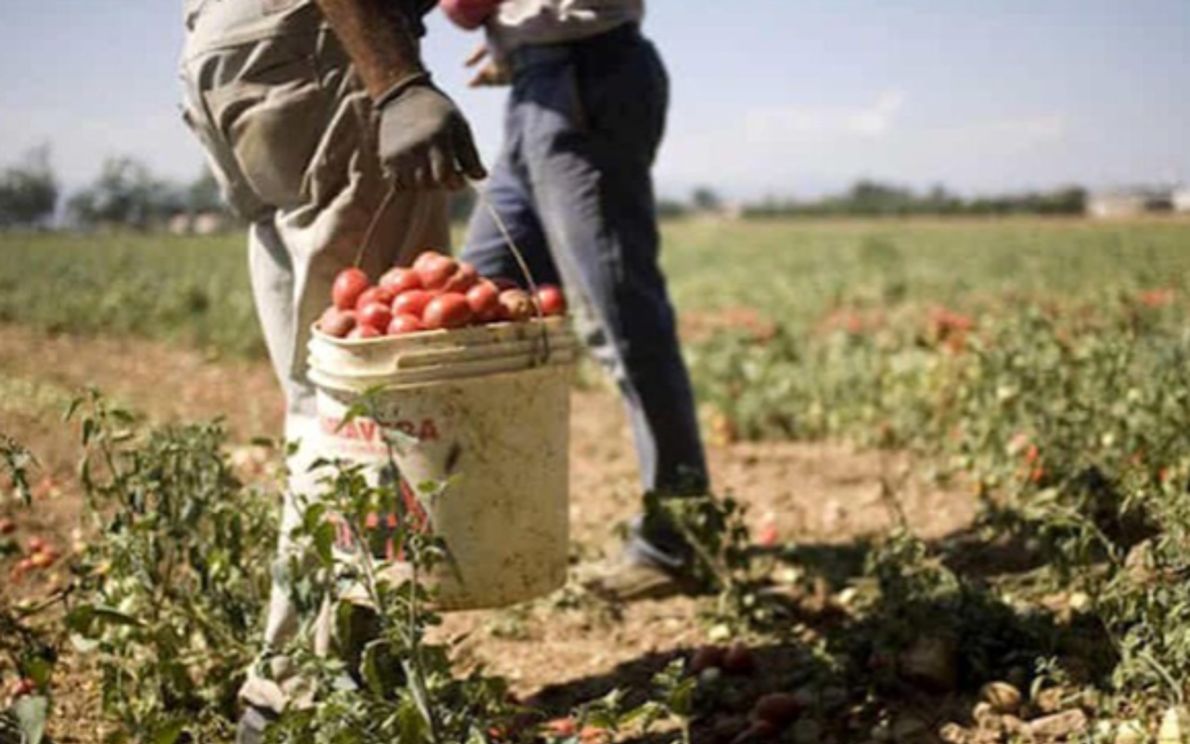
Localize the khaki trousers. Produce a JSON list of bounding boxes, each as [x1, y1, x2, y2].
[[180, 0, 449, 712]]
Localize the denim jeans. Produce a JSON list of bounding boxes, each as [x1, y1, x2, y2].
[[462, 25, 707, 558]]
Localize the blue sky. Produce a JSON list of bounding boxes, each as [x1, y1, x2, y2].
[[0, 0, 1186, 200]]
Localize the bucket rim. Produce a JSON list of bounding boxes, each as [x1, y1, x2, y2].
[[310, 316, 571, 346], [308, 355, 574, 394]]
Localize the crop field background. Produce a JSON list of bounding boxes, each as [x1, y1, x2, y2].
[[2, 216, 1190, 742]]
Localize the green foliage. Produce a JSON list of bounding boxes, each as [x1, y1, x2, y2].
[[1, 433, 37, 506], [1, 436, 57, 744], [66, 391, 278, 742], [743, 179, 1086, 217], [0, 146, 57, 229], [0, 231, 260, 355]]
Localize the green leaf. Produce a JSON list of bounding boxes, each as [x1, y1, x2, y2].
[[313, 521, 336, 565], [151, 719, 187, 744], [90, 606, 143, 628], [63, 396, 84, 422], [65, 605, 96, 634], [24, 658, 53, 690], [403, 660, 435, 730]]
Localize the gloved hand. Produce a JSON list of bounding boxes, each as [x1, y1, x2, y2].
[[378, 78, 486, 191], [465, 43, 511, 88]]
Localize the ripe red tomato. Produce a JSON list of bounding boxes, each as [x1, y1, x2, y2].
[[413, 250, 446, 271], [466, 280, 501, 322], [27, 536, 46, 553], [544, 718, 576, 737], [0, 517, 15, 535], [347, 325, 382, 340], [8, 677, 36, 698], [690, 645, 726, 673], [393, 290, 435, 319], [379, 267, 422, 294], [358, 302, 393, 331], [387, 313, 424, 335], [332, 268, 370, 310], [752, 693, 803, 726], [318, 307, 357, 338], [423, 293, 474, 330], [356, 286, 396, 311], [415, 253, 459, 290], [757, 522, 779, 547], [440, 0, 501, 30], [740, 719, 778, 740], [443, 262, 479, 293], [535, 284, 566, 316], [723, 643, 756, 675], [30, 550, 55, 569], [498, 289, 535, 322]]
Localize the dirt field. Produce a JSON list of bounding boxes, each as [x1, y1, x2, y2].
[[0, 322, 974, 741]]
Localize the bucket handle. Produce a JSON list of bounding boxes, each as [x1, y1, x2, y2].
[[354, 184, 554, 367]]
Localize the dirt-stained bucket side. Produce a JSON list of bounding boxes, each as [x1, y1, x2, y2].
[[307, 319, 576, 610]]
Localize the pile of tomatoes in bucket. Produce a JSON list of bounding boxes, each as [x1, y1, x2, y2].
[[319, 251, 567, 340]]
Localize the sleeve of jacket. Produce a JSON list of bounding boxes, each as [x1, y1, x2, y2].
[[397, 0, 439, 36]]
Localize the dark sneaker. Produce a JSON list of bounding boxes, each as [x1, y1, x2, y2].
[[236, 705, 277, 744]]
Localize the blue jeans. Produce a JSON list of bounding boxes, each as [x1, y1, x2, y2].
[[462, 25, 707, 557]]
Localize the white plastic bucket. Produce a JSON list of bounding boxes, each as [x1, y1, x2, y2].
[[307, 318, 575, 610]]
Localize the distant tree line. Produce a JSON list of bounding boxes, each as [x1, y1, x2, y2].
[[661, 181, 1088, 219], [0, 146, 58, 228], [743, 180, 1087, 218], [65, 157, 228, 230], [0, 148, 229, 231], [0, 148, 484, 231], [0, 149, 1091, 230]]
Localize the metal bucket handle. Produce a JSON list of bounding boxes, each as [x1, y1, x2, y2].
[[353, 184, 554, 366]]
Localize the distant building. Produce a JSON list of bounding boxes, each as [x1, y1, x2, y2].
[[1086, 187, 1174, 219], [167, 214, 190, 235], [1173, 187, 1190, 214], [193, 211, 229, 235], [166, 211, 231, 235]]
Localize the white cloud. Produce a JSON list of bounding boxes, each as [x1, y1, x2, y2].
[[657, 88, 1076, 198], [930, 114, 1067, 145], [744, 89, 907, 140]]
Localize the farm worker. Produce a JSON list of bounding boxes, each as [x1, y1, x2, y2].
[[179, 0, 483, 740], [440, 0, 710, 599]]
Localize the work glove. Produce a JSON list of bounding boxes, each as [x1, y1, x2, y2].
[[465, 44, 511, 88], [377, 76, 486, 191]]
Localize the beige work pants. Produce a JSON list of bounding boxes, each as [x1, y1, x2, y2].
[[180, 0, 449, 712]]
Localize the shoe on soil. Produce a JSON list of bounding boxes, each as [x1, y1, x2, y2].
[[582, 524, 699, 602], [236, 705, 277, 744]]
